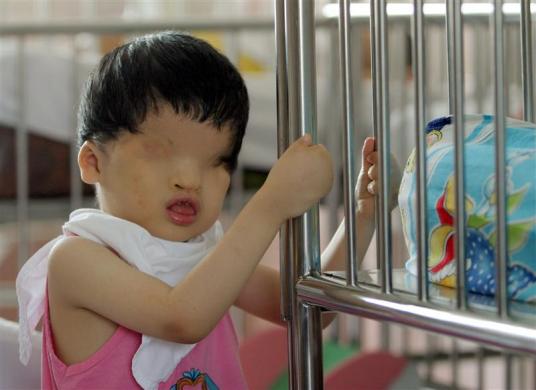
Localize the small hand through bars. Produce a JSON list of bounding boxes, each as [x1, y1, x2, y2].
[[356, 137, 401, 218]]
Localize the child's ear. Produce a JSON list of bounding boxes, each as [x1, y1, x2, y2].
[[78, 141, 102, 184]]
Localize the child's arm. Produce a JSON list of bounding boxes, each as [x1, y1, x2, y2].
[[319, 137, 378, 272], [48, 134, 333, 343], [321, 137, 401, 273]]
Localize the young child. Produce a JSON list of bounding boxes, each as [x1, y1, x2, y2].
[[16, 31, 381, 389]]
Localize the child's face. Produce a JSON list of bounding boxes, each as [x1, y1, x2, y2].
[[94, 104, 233, 242]]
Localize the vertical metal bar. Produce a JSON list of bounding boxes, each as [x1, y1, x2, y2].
[[297, 302, 323, 389], [425, 334, 436, 384], [283, 236, 296, 390], [70, 36, 83, 212], [286, 251, 299, 390], [371, 0, 393, 294], [475, 26, 486, 114], [16, 36, 29, 269], [401, 327, 409, 355], [447, 0, 467, 310], [380, 0, 392, 294], [354, 317, 363, 347], [350, 24, 363, 157], [412, 0, 429, 302], [477, 347, 485, 390], [519, 355, 526, 390], [279, 0, 301, 388], [339, 0, 358, 287], [521, 0, 535, 122], [370, 3, 379, 253], [503, 26, 513, 117], [533, 359, 536, 390], [380, 323, 390, 350], [275, 0, 290, 322], [493, 0, 509, 318], [505, 353, 514, 390], [451, 339, 459, 389], [298, 0, 317, 145], [299, 0, 321, 274], [326, 27, 342, 238], [395, 25, 409, 164], [297, 2, 323, 388]]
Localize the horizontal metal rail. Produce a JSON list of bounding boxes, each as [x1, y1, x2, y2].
[[0, 10, 530, 36], [0, 19, 275, 35], [297, 275, 536, 355]]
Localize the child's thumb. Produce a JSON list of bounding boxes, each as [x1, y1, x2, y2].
[[362, 137, 375, 166]]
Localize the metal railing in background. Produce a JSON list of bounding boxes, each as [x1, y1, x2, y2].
[[15, 39, 29, 268], [276, 1, 536, 389]]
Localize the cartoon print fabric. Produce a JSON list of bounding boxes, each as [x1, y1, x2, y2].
[[399, 114, 536, 303], [170, 368, 219, 390]]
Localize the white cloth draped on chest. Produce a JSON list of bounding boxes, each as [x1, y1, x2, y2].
[[16, 208, 223, 390]]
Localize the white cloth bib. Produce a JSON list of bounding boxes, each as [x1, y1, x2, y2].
[[16, 208, 223, 389]]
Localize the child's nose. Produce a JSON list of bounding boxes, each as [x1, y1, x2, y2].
[[170, 163, 201, 192]]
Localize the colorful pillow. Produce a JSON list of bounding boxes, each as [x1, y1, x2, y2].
[[398, 114, 536, 303]]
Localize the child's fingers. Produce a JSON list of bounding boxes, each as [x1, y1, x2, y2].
[[367, 180, 377, 195], [288, 134, 312, 148], [366, 151, 378, 165], [361, 137, 375, 168], [367, 163, 378, 181]]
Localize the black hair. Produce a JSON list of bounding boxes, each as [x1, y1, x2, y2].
[[77, 31, 249, 172]]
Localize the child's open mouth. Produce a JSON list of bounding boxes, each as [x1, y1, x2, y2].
[[166, 198, 198, 226]]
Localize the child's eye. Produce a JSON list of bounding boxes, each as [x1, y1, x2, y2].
[[214, 156, 233, 171]]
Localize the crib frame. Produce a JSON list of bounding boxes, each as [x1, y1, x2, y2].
[[1, 2, 535, 389], [275, 1, 536, 389]]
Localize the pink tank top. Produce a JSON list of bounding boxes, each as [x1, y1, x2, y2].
[[42, 289, 247, 389]]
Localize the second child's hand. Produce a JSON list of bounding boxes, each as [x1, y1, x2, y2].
[[356, 137, 377, 220], [356, 137, 401, 217]]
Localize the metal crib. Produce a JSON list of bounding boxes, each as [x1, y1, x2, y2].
[[275, 0, 535, 389], [1, 1, 535, 389]]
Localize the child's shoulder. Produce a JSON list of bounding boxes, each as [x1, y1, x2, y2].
[[49, 236, 116, 272], [47, 236, 125, 300]]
